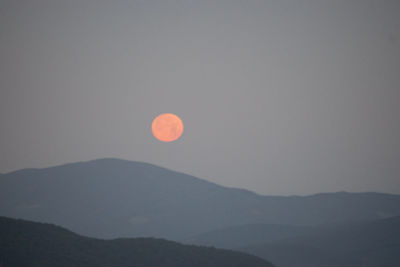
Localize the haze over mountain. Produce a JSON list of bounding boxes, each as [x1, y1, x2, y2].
[[185, 223, 315, 249], [185, 217, 400, 266], [1, 0, 399, 197], [1, 158, 400, 241], [186, 216, 400, 266], [240, 216, 400, 267], [0, 216, 274, 267], [2, 1, 399, 266]]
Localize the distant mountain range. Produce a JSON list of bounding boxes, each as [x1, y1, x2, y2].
[[241, 216, 400, 267], [1, 158, 400, 241], [186, 216, 400, 267], [184, 223, 315, 249], [0, 216, 274, 267]]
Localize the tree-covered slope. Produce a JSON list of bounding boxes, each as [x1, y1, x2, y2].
[[0, 216, 274, 267]]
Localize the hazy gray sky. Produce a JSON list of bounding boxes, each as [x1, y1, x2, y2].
[[1, 0, 399, 195]]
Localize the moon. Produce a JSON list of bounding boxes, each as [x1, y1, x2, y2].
[[152, 113, 184, 142]]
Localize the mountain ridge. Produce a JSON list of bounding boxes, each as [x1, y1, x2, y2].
[[239, 215, 400, 267], [1, 158, 400, 240], [3, 158, 398, 197], [0, 216, 275, 267]]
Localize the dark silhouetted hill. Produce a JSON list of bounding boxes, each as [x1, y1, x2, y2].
[[1, 159, 400, 240], [0, 216, 274, 267]]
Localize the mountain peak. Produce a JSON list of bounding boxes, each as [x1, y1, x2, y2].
[[1, 159, 400, 240]]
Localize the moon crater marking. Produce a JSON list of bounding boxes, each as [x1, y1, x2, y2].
[[152, 113, 184, 142]]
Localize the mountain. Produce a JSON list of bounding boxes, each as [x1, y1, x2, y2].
[[240, 216, 400, 267], [1, 158, 400, 240], [184, 223, 314, 249], [0, 216, 274, 267]]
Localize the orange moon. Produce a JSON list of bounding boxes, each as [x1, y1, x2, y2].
[[152, 113, 184, 142]]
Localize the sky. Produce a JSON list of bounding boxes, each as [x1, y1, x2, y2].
[[0, 0, 399, 196]]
